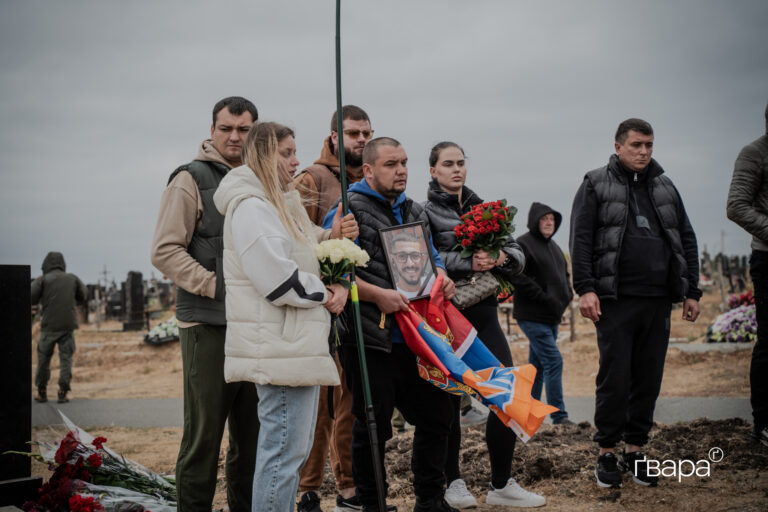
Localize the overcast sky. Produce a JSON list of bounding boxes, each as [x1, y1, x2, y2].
[[1, 1, 767, 284]]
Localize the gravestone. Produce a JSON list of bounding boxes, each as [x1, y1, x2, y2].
[[0, 265, 42, 506], [122, 271, 145, 331]]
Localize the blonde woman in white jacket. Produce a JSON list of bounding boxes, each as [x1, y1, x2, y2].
[[213, 122, 357, 512]]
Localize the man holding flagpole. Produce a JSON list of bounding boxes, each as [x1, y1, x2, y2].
[[294, 105, 371, 512], [324, 137, 457, 512]]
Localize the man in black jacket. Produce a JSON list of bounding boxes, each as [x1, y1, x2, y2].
[[324, 137, 457, 512], [726, 103, 768, 447], [570, 118, 701, 489], [31, 251, 87, 403], [512, 202, 573, 425]]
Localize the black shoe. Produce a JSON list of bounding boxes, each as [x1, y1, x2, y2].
[[595, 452, 623, 488], [335, 494, 363, 511], [298, 491, 323, 512], [750, 427, 768, 447], [57, 390, 69, 404], [35, 388, 47, 403], [553, 417, 575, 425], [413, 495, 458, 512], [619, 451, 659, 487]]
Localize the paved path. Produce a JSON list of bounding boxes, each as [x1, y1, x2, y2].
[[668, 341, 753, 353], [31, 396, 752, 428]]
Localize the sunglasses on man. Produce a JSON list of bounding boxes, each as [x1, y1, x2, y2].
[[341, 129, 374, 140]]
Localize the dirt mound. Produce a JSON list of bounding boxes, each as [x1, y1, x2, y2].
[[316, 419, 768, 511]]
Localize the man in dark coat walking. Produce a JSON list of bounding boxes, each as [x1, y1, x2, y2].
[[570, 118, 701, 489], [511, 202, 573, 425], [726, 102, 768, 447], [31, 251, 87, 403]]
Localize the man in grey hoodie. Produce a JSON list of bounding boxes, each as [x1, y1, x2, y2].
[[726, 102, 768, 447], [31, 251, 87, 403]]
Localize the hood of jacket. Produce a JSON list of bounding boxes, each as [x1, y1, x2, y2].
[[311, 136, 364, 182], [196, 139, 235, 169], [348, 178, 407, 219], [314, 136, 339, 168], [526, 202, 563, 239], [213, 165, 269, 215], [213, 166, 308, 233], [42, 251, 66, 273]]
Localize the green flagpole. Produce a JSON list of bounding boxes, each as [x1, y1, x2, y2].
[[335, 2, 387, 510]]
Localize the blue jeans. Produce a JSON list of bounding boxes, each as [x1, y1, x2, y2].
[[253, 384, 319, 512], [518, 320, 568, 422]]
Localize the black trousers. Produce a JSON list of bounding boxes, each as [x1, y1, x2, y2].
[[593, 296, 671, 448], [750, 250, 768, 431], [341, 342, 454, 508], [445, 302, 517, 489]]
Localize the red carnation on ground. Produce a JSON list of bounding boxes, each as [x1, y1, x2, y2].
[[14, 427, 176, 510], [55, 431, 80, 464], [69, 494, 104, 512], [87, 453, 102, 468]]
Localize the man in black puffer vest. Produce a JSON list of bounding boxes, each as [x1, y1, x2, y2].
[[150, 97, 260, 512], [324, 137, 458, 512], [512, 202, 573, 425], [570, 118, 701, 489]]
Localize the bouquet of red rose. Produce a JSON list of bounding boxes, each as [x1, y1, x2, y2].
[[453, 199, 517, 295]]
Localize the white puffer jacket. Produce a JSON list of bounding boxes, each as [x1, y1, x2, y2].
[[213, 166, 340, 386]]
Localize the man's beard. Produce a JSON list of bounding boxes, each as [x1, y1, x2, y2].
[[400, 267, 423, 286], [344, 146, 363, 167]]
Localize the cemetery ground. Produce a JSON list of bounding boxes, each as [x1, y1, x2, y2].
[[28, 290, 767, 511]]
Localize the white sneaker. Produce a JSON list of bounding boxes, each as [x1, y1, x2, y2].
[[460, 406, 488, 426], [485, 478, 546, 508], [444, 479, 477, 509]]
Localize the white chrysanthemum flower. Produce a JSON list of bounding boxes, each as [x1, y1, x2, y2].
[[316, 238, 370, 269], [329, 247, 345, 264], [355, 249, 370, 267]]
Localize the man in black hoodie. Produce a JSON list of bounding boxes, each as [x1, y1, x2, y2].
[[511, 202, 573, 425], [30, 251, 88, 403], [570, 119, 701, 489]]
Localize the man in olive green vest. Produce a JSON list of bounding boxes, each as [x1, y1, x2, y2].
[[150, 96, 259, 512]]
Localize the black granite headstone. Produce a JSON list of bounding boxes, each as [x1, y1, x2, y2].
[[0, 265, 42, 506], [122, 271, 145, 331]]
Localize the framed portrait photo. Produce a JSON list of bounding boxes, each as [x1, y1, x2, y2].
[[379, 222, 437, 301]]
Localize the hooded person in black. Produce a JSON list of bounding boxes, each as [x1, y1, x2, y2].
[[511, 202, 573, 424], [30, 251, 88, 403], [513, 202, 573, 323]]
